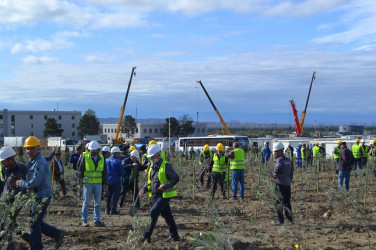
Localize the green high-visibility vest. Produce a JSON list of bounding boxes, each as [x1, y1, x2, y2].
[[301, 148, 307, 159], [147, 160, 177, 198], [312, 146, 320, 157], [361, 145, 369, 158], [352, 144, 361, 159], [230, 148, 245, 170], [83, 154, 104, 184], [0, 163, 4, 182], [333, 146, 341, 159], [213, 154, 226, 173], [199, 151, 213, 165], [370, 147, 376, 159]]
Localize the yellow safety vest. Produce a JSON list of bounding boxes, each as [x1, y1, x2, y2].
[[0, 163, 4, 182], [352, 144, 361, 159], [147, 160, 177, 198], [312, 146, 320, 157], [333, 146, 341, 159], [213, 154, 226, 173], [199, 151, 213, 165], [301, 148, 307, 159], [361, 145, 369, 158], [230, 148, 245, 170], [83, 154, 104, 184]]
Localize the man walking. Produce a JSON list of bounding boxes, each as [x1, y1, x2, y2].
[[15, 136, 65, 249], [262, 142, 271, 166], [210, 143, 227, 199], [226, 142, 245, 201], [272, 142, 293, 225], [51, 152, 68, 197], [352, 138, 363, 176], [199, 144, 213, 188], [77, 140, 108, 227], [337, 142, 354, 191], [105, 146, 124, 215], [139, 144, 180, 243]]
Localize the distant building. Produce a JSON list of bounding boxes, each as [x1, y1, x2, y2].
[[102, 122, 208, 143], [0, 109, 81, 140], [338, 125, 364, 135]]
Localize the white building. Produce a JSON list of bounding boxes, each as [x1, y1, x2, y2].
[[102, 122, 208, 143], [0, 109, 81, 140]]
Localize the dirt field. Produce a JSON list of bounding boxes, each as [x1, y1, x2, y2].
[[11, 153, 376, 249]]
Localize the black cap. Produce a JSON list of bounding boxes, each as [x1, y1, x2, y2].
[[55, 152, 61, 156], [340, 142, 347, 146]]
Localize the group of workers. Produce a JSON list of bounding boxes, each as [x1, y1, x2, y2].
[[0, 137, 181, 248]]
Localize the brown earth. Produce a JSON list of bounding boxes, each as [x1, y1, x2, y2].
[[12, 156, 376, 250]]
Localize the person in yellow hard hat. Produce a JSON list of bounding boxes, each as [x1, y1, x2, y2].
[[369, 140, 376, 177], [352, 138, 364, 176], [198, 144, 213, 188], [15, 136, 66, 249], [312, 142, 320, 169], [333, 140, 342, 174], [209, 143, 227, 199], [360, 139, 369, 171]]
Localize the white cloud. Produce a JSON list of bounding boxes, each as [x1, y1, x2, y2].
[[84, 54, 112, 63], [22, 55, 57, 64], [11, 38, 73, 54]]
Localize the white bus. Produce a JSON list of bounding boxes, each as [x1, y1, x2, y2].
[[177, 135, 249, 153]]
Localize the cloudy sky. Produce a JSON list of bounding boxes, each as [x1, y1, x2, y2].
[[0, 0, 375, 126]]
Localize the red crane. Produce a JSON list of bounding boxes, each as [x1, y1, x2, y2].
[[289, 99, 302, 136]]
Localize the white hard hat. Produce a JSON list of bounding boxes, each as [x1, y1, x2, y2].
[[130, 150, 139, 158], [88, 140, 99, 150], [147, 144, 161, 157], [111, 146, 121, 153], [273, 142, 285, 152], [102, 146, 111, 152], [0, 147, 17, 161], [361, 139, 366, 143]]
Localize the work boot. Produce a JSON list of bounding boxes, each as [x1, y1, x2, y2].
[[271, 220, 283, 225], [94, 221, 105, 227], [82, 222, 89, 227], [141, 235, 151, 243], [54, 230, 66, 249], [165, 235, 181, 242]]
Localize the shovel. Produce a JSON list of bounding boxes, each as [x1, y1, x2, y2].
[[128, 194, 140, 217]]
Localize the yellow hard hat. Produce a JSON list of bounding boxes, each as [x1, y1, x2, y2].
[[203, 144, 209, 151], [148, 140, 157, 146], [337, 140, 342, 144], [355, 138, 360, 143], [372, 139, 376, 144], [216, 143, 224, 151], [315, 142, 319, 146], [129, 145, 136, 151], [24, 136, 41, 147]]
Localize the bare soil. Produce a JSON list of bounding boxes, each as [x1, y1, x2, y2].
[[12, 156, 376, 250]]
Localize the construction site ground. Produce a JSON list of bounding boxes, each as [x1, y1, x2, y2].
[[11, 155, 376, 250]]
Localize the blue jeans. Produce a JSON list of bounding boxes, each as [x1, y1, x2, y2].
[[353, 158, 362, 171], [106, 182, 121, 213], [231, 169, 244, 198], [144, 197, 178, 238], [338, 169, 351, 191], [30, 197, 61, 250], [296, 157, 302, 168], [82, 183, 102, 223]]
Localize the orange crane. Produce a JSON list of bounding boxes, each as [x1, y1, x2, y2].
[[196, 80, 231, 135], [289, 71, 316, 136], [113, 66, 136, 144]]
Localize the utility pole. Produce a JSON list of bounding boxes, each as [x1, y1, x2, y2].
[[168, 107, 171, 155]]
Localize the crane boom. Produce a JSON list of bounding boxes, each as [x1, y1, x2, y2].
[[196, 80, 231, 135], [114, 66, 137, 143], [289, 99, 302, 135], [299, 71, 316, 134]]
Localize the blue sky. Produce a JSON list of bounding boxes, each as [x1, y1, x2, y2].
[[0, 0, 375, 126]]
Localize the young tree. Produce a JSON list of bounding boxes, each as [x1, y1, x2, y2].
[[121, 115, 138, 138], [179, 114, 195, 137], [77, 109, 100, 139], [162, 117, 180, 137], [43, 118, 64, 137]]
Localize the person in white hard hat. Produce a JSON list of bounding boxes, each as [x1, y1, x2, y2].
[[105, 146, 125, 215], [0, 147, 27, 250], [139, 144, 180, 243], [77, 140, 108, 227], [272, 141, 294, 225], [101, 146, 111, 159], [360, 139, 369, 171]]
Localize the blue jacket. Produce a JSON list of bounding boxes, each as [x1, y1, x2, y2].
[[106, 156, 125, 183], [69, 151, 81, 170], [19, 153, 52, 199], [296, 146, 302, 158], [262, 146, 271, 159]]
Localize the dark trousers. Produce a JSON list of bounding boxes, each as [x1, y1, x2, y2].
[[119, 176, 130, 207], [144, 197, 178, 238], [30, 197, 61, 250], [275, 184, 293, 223], [106, 182, 121, 213], [211, 172, 225, 197], [55, 175, 67, 196], [199, 167, 212, 187], [129, 181, 140, 209]]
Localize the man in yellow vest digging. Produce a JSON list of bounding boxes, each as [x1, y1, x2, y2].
[[198, 144, 213, 188], [226, 142, 245, 201], [77, 140, 108, 227], [210, 143, 228, 199], [139, 144, 180, 243]]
